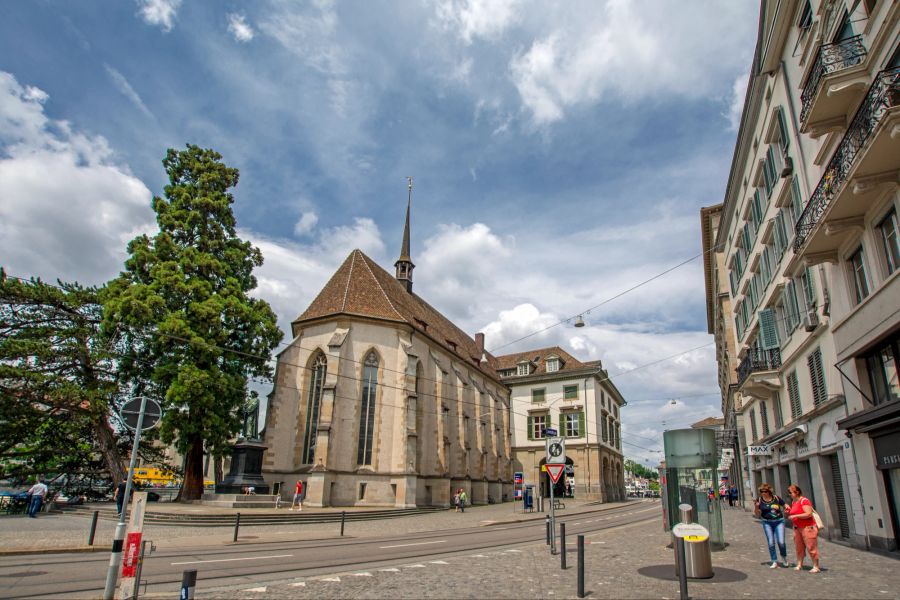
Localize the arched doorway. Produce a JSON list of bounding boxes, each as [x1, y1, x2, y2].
[[539, 456, 574, 498]]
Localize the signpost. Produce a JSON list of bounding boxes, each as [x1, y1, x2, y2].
[[118, 491, 148, 599], [545, 435, 566, 555], [103, 397, 162, 600]]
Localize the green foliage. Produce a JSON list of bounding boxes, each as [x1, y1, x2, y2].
[[0, 271, 126, 482], [625, 458, 659, 480], [103, 145, 283, 499], [649, 480, 660, 492]]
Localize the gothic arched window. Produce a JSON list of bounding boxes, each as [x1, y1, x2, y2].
[[302, 354, 326, 464], [357, 352, 379, 465]]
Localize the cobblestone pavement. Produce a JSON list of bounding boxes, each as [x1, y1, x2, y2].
[[0, 499, 610, 553], [194, 506, 900, 599]]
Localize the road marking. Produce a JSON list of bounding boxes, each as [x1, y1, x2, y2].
[[429, 560, 449, 564], [379, 568, 400, 572], [505, 549, 523, 553], [405, 564, 426, 568], [471, 554, 487, 558], [320, 577, 341, 582], [291, 582, 306, 587], [380, 540, 446, 549], [171, 554, 293, 565], [352, 572, 372, 576], [574, 522, 582, 525], [244, 587, 267, 593]]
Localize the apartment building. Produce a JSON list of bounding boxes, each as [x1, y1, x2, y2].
[[704, 0, 899, 551]]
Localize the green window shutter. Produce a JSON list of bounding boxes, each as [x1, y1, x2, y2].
[[758, 308, 779, 349], [559, 413, 566, 437], [578, 412, 585, 438], [527, 416, 534, 441], [790, 178, 803, 224], [777, 108, 790, 150]]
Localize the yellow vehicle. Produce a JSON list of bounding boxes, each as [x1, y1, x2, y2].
[[132, 467, 177, 487]]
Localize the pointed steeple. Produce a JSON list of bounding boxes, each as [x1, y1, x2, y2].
[[395, 177, 415, 293]]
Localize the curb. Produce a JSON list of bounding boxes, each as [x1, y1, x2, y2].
[[0, 546, 103, 556]]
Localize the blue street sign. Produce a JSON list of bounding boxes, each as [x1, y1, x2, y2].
[[544, 428, 558, 436]]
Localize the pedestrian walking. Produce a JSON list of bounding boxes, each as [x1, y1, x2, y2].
[[114, 478, 132, 516], [729, 485, 739, 508], [26, 479, 48, 518], [290, 480, 303, 511], [754, 483, 789, 568], [786, 484, 821, 573], [458, 489, 468, 513], [453, 489, 461, 512]]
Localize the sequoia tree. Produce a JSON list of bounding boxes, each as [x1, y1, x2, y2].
[[104, 145, 282, 501], [0, 271, 125, 483]]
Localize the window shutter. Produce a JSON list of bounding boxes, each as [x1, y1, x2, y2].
[[578, 412, 585, 438], [527, 416, 534, 441], [787, 371, 802, 419], [808, 348, 827, 406], [804, 268, 817, 308], [758, 308, 780, 349], [777, 108, 790, 150], [559, 413, 566, 437], [790, 178, 803, 224]]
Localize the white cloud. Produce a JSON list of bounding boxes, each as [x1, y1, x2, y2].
[[727, 72, 750, 132], [0, 71, 155, 285], [136, 0, 182, 32], [227, 13, 255, 43], [293, 211, 319, 236], [436, 0, 521, 44], [104, 65, 154, 119]]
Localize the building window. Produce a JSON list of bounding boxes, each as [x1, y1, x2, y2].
[[772, 391, 785, 430], [849, 246, 870, 304], [356, 352, 378, 465], [878, 209, 900, 276], [563, 385, 578, 400], [302, 354, 327, 465], [517, 363, 530, 376], [798, 0, 812, 32], [808, 347, 828, 406], [601, 417, 609, 442], [750, 408, 758, 441], [760, 400, 770, 437], [528, 414, 547, 440], [787, 370, 802, 419], [562, 412, 584, 437], [865, 337, 900, 406], [546, 358, 559, 372], [531, 388, 546, 403]]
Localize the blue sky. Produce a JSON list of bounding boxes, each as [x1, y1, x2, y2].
[[0, 0, 759, 464]]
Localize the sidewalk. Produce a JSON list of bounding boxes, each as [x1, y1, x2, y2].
[[199, 504, 900, 599], [0, 499, 615, 555]]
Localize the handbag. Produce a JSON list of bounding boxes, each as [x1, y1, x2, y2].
[[811, 509, 825, 529]]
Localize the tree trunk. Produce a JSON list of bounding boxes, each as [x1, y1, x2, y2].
[[96, 420, 125, 485], [177, 437, 205, 501], [214, 456, 224, 484]]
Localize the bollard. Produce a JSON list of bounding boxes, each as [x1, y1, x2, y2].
[[577, 534, 585, 598], [180, 569, 197, 600], [87, 510, 99, 546], [340, 511, 346, 537], [233, 512, 241, 542], [560, 522, 567, 570], [545, 515, 550, 545], [676, 537, 689, 600]]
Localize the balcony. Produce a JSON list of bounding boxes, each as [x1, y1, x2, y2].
[[794, 68, 900, 257], [737, 349, 782, 398], [799, 35, 868, 135]]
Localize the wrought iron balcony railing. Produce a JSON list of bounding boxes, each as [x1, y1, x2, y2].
[[737, 348, 782, 386], [794, 67, 900, 251], [800, 35, 867, 124]]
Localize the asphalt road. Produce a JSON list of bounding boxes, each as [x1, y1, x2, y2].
[[0, 500, 658, 598]]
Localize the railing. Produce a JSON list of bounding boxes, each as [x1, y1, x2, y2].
[[800, 35, 867, 124], [737, 348, 782, 386], [794, 67, 900, 251]]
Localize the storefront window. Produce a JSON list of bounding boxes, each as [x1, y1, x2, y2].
[[867, 338, 900, 405]]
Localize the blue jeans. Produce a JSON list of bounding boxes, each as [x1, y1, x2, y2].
[[762, 519, 786, 561], [27, 496, 43, 517]]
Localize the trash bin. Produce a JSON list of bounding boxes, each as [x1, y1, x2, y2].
[[523, 485, 534, 511], [675, 503, 713, 579]]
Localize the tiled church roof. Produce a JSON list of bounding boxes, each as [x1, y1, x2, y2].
[[494, 346, 592, 375], [294, 249, 503, 383]]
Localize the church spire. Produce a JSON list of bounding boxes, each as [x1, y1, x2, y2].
[[395, 176, 415, 293]]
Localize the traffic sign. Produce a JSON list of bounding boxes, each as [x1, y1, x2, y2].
[[546, 463, 565, 484], [544, 427, 558, 436], [546, 436, 566, 463], [120, 397, 162, 431], [672, 522, 709, 542]]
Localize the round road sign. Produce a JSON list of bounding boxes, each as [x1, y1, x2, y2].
[[120, 397, 163, 431]]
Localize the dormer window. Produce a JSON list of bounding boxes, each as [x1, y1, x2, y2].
[[447, 340, 457, 352], [414, 318, 428, 332], [546, 358, 559, 372], [517, 362, 530, 376]]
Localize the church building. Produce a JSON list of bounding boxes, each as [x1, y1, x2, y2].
[[261, 191, 514, 507]]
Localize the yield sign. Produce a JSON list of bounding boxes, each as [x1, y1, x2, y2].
[[546, 463, 565, 484]]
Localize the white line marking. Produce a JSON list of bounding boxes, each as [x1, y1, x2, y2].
[[171, 554, 293, 565], [244, 587, 267, 593], [291, 582, 306, 587], [405, 564, 426, 568], [320, 576, 341, 582], [353, 572, 373, 576], [505, 549, 523, 553], [471, 554, 487, 558], [380, 540, 446, 549], [379, 568, 400, 572], [574, 522, 582, 525], [429, 560, 449, 564]]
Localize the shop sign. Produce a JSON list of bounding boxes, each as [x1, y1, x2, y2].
[[747, 445, 771, 456], [874, 433, 900, 470]]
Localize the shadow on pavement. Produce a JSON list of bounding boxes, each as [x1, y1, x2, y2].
[[637, 565, 748, 583]]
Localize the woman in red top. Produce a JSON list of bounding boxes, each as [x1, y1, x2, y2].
[[786, 484, 820, 573]]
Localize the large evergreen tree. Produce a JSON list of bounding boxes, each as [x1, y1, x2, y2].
[[0, 271, 125, 483], [104, 145, 282, 501]]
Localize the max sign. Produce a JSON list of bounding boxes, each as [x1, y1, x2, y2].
[[747, 444, 771, 456]]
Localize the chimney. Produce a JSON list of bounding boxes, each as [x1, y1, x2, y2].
[[475, 332, 485, 355]]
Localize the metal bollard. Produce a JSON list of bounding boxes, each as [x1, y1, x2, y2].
[[340, 511, 346, 537], [545, 515, 550, 545], [560, 522, 567, 570], [577, 535, 585, 598], [233, 512, 241, 542], [87, 510, 99, 546], [676, 537, 689, 600], [180, 569, 197, 600]]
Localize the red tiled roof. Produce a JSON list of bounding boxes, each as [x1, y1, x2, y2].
[[691, 416, 725, 429], [294, 249, 503, 383], [494, 346, 592, 376]]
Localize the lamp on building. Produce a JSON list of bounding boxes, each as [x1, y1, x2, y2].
[[573, 314, 585, 328]]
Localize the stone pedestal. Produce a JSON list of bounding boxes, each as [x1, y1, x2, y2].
[[215, 439, 270, 494]]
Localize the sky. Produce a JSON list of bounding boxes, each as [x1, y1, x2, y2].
[[0, 0, 759, 466]]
